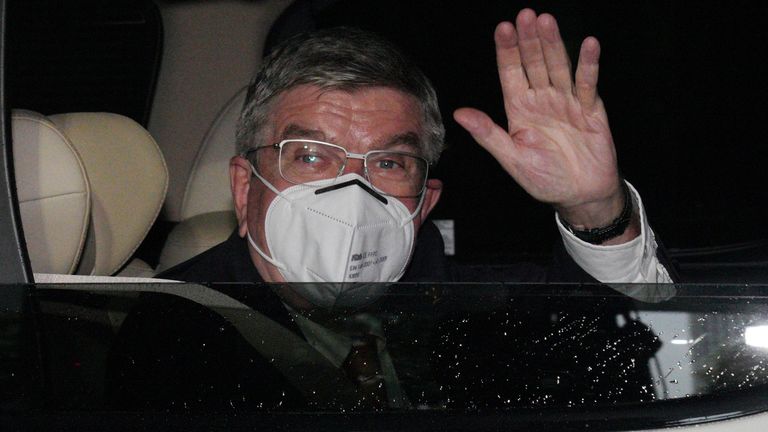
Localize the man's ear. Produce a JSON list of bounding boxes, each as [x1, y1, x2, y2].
[[419, 178, 443, 221], [230, 155, 252, 237]]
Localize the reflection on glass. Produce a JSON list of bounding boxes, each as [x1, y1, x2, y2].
[[5, 283, 768, 415], [745, 325, 768, 348]]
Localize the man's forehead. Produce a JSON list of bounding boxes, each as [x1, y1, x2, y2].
[[269, 85, 424, 149], [278, 124, 421, 150], [272, 84, 420, 113]]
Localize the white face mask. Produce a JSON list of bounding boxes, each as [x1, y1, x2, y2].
[[246, 168, 423, 308]]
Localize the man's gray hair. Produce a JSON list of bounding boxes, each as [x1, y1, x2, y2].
[[236, 27, 445, 163]]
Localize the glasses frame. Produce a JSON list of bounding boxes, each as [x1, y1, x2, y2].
[[245, 139, 430, 198]]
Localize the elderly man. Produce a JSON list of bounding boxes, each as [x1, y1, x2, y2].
[[109, 9, 674, 410], [161, 10, 672, 290]]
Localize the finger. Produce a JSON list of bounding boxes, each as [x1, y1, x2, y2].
[[536, 13, 573, 93], [516, 8, 549, 89], [453, 107, 519, 171], [575, 36, 601, 111], [495, 21, 528, 99]]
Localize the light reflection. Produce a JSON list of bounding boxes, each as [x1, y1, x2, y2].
[[744, 325, 768, 348]]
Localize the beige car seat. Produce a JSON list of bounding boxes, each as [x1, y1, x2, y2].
[[155, 87, 244, 272], [49, 113, 168, 277], [11, 110, 91, 274]]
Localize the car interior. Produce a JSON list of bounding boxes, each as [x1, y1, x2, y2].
[[7, 0, 768, 282]]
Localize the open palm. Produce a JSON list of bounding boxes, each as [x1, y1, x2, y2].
[[455, 9, 622, 223]]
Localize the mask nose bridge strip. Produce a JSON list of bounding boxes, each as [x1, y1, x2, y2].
[[315, 178, 388, 204], [256, 163, 422, 228]]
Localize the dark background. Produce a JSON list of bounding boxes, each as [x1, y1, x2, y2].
[[291, 0, 768, 263], [7, 0, 768, 265]]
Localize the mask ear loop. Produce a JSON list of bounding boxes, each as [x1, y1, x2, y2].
[[391, 187, 426, 282], [245, 163, 288, 271], [246, 229, 287, 271], [250, 163, 285, 197], [401, 189, 426, 227]]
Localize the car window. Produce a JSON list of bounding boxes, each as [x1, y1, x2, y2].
[[5, 0, 162, 126], [3, 282, 767, 430]]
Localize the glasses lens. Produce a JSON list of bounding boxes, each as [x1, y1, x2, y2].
[[279, 140, 346, 184], [278, 140, 428, 197], [367, 151, 428, 197]]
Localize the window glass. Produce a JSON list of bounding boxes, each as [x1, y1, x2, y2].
[[3, 283, 767, 429], [6, 0, 162, 126]]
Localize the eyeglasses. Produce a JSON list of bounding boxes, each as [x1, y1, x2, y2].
[[246, 139, 429, 198]]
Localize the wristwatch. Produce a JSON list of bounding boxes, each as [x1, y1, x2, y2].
[[560, 182, 633, 245]]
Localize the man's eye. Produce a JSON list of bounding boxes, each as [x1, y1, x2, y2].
[[299, 154, 320, 164], [377, 159, 403, 170]]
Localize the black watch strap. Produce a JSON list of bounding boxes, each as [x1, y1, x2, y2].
[[560, 182, 633, 245]]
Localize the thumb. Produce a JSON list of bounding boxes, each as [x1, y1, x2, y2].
[[453, 107, 518, 168]]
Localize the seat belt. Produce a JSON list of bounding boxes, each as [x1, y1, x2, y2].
[[42, 281, 364, 409]]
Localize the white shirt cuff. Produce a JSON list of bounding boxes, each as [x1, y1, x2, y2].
[[556, 181, 675, 302]]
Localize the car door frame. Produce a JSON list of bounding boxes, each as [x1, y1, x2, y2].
[[0, 0, 34, 291]]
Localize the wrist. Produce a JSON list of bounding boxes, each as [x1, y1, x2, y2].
[[558, 181, 633, 244], [556, 182, 625, 229]]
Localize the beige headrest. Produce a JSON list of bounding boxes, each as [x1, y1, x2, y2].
[[180, 87, 245, 220], [156, 210, 238, 273], [12, 110, 91, 274], [49, 113, 168, 275]]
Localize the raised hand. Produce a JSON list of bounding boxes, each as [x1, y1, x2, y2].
[[454, 9, 632, 235]]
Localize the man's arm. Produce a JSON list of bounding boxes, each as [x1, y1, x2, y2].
[[554, 181, 677, 301], [453, 9, 633, 240], [452, 9, 675, 287]]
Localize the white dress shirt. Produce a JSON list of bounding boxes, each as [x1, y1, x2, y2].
[[557, 181, 675, 302]]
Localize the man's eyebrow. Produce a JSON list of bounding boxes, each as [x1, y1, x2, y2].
[[279, 124, 326, 141], [382, 132, 421, 151]]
